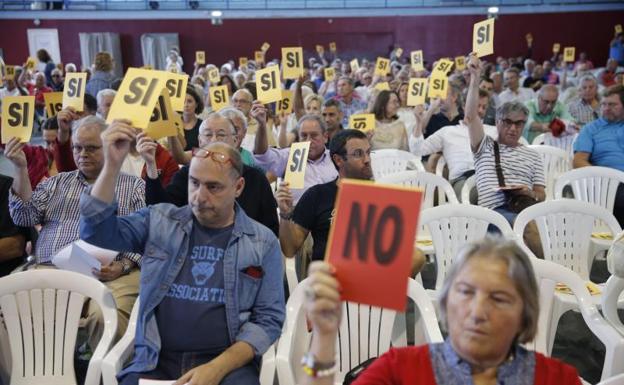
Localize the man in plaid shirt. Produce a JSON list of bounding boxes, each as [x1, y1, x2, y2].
[[4, 115, 145, 350]]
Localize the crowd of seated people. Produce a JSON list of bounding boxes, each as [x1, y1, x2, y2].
[[0, 31, 623, 385]]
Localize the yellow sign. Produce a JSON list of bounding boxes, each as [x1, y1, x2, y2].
[[1, 96, 35, 143], [4, 65, 16, 80], [395, 48, 403, 58], [407, 78, 428, 107], [207, 68, 220, 84], [164, 73, 189, 112], [281, 47, 304, 79], [455, 56, 466, 71], [432, 58, 454, 76], [209, 85, 230, 112], [374, 82, 390, 91], [350, 59, 359, 73], [553, 43, 561, 53], [146, 88, 178, 140], [107, 68, 168, 129], [316, 45, 324, 55], [349, 113, 375, 132], [324, 67, 336, 82], [284, 141, 310, 189], [62, 72, 88, 111], [375, 57, 390, 76], [195, 51, 205, 65], [44, 92, 63, 118], [473, 18, 495, 58], [563, 47, 576, 63], [24, 57, 37, 71], [261, 42, 271, 53], [411, 50, 424, 72], [239, 57, 248, 67], [277, 90, 294, 115], [616, 24, 623, 34], [255, 65, 282, 104], [428, 73, 449, 99], [142, 64, 153, 70], [255, 51, 265, 64], [329, 42, 337, 52]]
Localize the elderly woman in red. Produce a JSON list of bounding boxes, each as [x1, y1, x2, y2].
[[301, 237, 582, 385]]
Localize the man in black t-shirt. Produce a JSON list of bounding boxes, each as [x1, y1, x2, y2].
[[277, 129, 373, 261]]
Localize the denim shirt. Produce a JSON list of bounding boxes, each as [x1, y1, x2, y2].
[[79, 190, 285, 376]]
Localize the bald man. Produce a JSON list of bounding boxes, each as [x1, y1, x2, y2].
[[523, 84, 575, 143]]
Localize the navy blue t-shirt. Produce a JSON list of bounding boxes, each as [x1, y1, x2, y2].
[[156, 219, 233, 353]]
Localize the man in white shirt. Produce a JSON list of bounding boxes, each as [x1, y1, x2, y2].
[[498, 68, 535, 106], [0, 77, 23, 110], [409, 88, 497, 199]]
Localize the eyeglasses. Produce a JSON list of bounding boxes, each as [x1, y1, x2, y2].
[[51, 74, 61, 78], [71, 144, 102, 154], [539, 98, 557, 106], [343, 148, 371, 160], [200, 130, 233, 141], [501, 118, 526, 128], [232, 98, 251, 105], [191, 148, 233, 165]]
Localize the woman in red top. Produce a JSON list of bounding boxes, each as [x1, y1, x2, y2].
[[301, 238, 582, 385]]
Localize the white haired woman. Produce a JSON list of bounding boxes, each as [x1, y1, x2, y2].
[[301, 237, 582, 384]]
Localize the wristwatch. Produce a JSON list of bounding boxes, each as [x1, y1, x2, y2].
[[279, 210, 293, 220], [301, 352, 337, 378], [120, 260, 133, 276]]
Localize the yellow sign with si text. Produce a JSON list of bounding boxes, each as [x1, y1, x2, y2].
[[255, 65, 282, 104], [432, 58, 454, 76], [207, 68, 220, 84], [107, 68, 169, 129], [553, 43, 561, 53], [411, 50, 424, 72], [261, 42, 271, 53], [407, 78, 428, 107], [24, 56, 37, 71], [428, 73, 449, 99], [350, 59, 359, 73], [4, 65, 16, 80], [616, 24, 622, 35], [349, 113, 375, 132], [395, 48, 403, 58], [164, 73, 189, 112], [284, 141, 310, 189], [255, 51, 265, 64], [44, 92, 63, 118], [1, 96, 35, 143], [374, 82, 390, 91], [210, 85, 230, 112], [239, 57, 248, 67], [329, 42, 337, 53], [195, 51, 205, 65], [62, 72, 88, 111], [324, 67, 336, 82], [563, 47, 576, 63], [277, 90, 294, 115], [281, 47, 304, 79], [145, 88, 178, 140], [375, 57, 390, 76], [473, 18, 495, 58], [454, 56, 466, 71]]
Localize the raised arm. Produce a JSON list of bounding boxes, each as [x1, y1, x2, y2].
[[4, 138, 32, 202], [465, 54, 485, 151], [252, 101, 269, 155], [167, 134, 192, 165], [294, 76, 306, 120]]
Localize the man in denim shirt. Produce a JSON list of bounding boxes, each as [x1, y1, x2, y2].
[[79, 119, 285, 385]]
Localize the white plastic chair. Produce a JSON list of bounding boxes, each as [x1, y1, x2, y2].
[[527, 144, 571, 199], [530, 258, 624, 381], [285, 256, 299, 296], [514, 199, 622, 353], [0, 269, 118, 385], [377, 170, 459, 210], [597, 373, 624, 385], [460, 174, 476, 204], [276, 277, 442, 385], [419, 204, 516, 303], [101, 297, 278, 385], [554, 166, 624, 256], [531, 132, 578, 155], [370, 149, 424, 180], [602, 276, 624, 337], [434, 154, 446, 179]]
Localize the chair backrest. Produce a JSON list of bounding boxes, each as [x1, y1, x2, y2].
[[0, 269, 118, 385], [420, 204, 516, 289], [276, 277, 441, 385], [602, 276, 624, 337], [597, 373, 624, 385], [554, 166, 624, 213], [377, 170, 459, 210], [460, 175, 476, 204], [434, 155, 446, 178], [527, 144, 571, 199], [513, 200, 622, 280], [531, 132, 578, 154], [530, 258, 624, 381], [370, 149, 422, 180]]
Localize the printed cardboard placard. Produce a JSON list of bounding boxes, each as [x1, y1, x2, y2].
[[145, 88, 178, 140], [277, 90, 294, 115], [196, 51, 205, 65], [62, 72, 88, 111], [1, 96, 35, 143], [255, 65, 282, 104], [282, 47, 304, 79], [407, 78, 427, 107], [284, 141, 310, 189], [374, 57, 390, 76], [473, 18, 495, 58], [349, 113, 375, 132], [411, 50, 424, 72], [164, 73, 189, 112], [44, 92, 63, 118], [210, 85, 230, 112]]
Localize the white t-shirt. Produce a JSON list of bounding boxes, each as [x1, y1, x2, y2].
[[0, 87, 21, 110], [497, 87, 535, 107], [120, 154, 146, 178], [409, 123, 498, 181]]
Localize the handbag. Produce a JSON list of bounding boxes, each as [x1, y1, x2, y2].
[[492, 141, 538, 213]]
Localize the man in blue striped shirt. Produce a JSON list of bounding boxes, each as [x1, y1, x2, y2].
[[4, 115, 145, 350]]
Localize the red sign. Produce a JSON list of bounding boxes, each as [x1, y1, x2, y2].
[[325, 179, 423, 311]]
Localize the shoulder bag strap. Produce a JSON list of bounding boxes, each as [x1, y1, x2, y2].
[[492, 140, 506, 188]]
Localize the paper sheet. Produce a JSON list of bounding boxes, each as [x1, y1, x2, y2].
[[51, 240, 119, 278]]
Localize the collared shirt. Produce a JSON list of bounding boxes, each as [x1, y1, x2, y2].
[[523, 99, 573, 143], [497, 87, 535, 107], [253, 148, 338, 203], [574, 117, 624, 172], [568, 98, 600, 126], [409, 123, 498, 181], [9, 170, 145, 264], [429, 339, 535, 385], [333, 94, 368, 127]]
